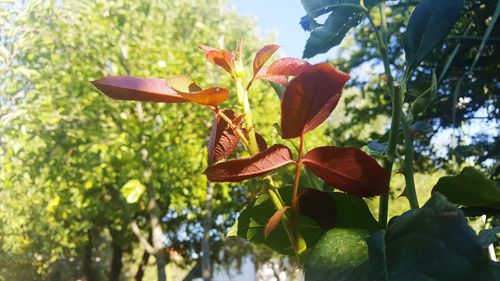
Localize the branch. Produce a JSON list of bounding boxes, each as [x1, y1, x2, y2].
[[131, 221, 156, 255]]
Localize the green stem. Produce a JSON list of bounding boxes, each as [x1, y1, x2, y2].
[[365, 4, 398, 226], [238, 78, 305, 254], [399, 81, 419, 209], [236, 80, 259, 155], [265, 177, 306, 254]]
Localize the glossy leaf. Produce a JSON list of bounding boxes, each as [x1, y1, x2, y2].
[[281, 63, 349, 139], [403, 0, 464, 71], [301, 0, 383, 58], [267, 57, 312, 77], [303, 146, 388, 197], [92, 76, 229, 106], [305, 194, 500, 281], [91, 76, 187, 103], [199, 44, 234, 73], [207, 110, 239, 165], [432, 167, 500, 209], [258, 57, 312, 86], [253, 44, 280, 77], [178, 87, 229, 106], [264, 206, 290, 238], [204, 144, 294, 182]]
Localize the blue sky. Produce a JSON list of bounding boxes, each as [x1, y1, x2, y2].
[[230, 0, 330, 63]]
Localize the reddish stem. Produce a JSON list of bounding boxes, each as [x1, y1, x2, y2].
[[292, 134, 304, 211], [208, 106, 250, 148]]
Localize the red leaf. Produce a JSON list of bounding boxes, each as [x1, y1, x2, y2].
[[179, 87, 229, 106], [302, 146, 389, 197], [298, 189, 336, 230], [256, 58, 312, 86], [207, 110, 240, 165], [204, 144, 294, 182], [255, 133, 268, 152], [92, 76, 229, 106], [267, 57, 312, 77], [264, 206, 290, 238], [91, 76, 187, 103], [253, 44, 280, 77], [199, 44, 234, 73], [242, 129, 268, 152], [280, 63, 350, 139]]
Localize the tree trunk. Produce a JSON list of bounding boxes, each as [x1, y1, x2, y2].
[[135, 249, 150, 281], [83, 230, 94, 281], [201, 181, 213, 281], [147, 181, 167, 281], [108, 239, 123, 281]]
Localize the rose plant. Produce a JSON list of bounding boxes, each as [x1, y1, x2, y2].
[[91, 0, 500, 279]]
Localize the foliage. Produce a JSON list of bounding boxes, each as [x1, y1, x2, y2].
[[0, 0, 273, 279], [304, 193, 499, 281]]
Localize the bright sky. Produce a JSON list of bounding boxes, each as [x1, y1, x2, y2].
[[230, 0, 330, 63]]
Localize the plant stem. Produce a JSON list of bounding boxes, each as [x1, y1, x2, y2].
[[292, 134, 304, 211], [236, 79, 259, 155], [265, 177, 306, 254], [399, 80, 419, 209], [365, 4, 399, 226], [210, 106, 250, 148], [237, 78, 305, 254]]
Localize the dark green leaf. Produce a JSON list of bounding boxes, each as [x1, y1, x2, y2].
[[432, 167, 500, 209], [477, 226, 500, 248], [403, 0, 464, 71], [228, 186, 380, 255], [305, 193, 499, 281], [227, 186, 323, 255], [301, 0, 382, 58]]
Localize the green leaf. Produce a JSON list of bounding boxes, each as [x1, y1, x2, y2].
[[403, 0, 464, 71], [121, 179, 146, 204], [432, 167, 500, 209], [269, 81, 285, 100], [227, 186, 323, 255], [305, 193, 499, 281], [477, 226, 500, 248], [301, 0, 382, 58], [228, 186, 380, 255]]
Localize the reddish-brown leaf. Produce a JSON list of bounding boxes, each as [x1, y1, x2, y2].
[[92, 76, 228, 106], [302, 146, 389, 197], [199, 44, 234, 73], [264, 206, 290, 238], [253, 44, 280, 77], [178, 87, 229, 106], [255, 58, 312, 86], [207, 110, 240, 165], [91, 76, 187, 103], [204, 144, 294, 182], [255, 133, 268, 152], [242, 129, 268, 152], [280, 63, 350, 139], [267, 57, 312, 77], [298, 188, 336, 230]]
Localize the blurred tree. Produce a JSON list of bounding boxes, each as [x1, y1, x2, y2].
[[322, 0, 498, 172], [0, 0, 280, 280]]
